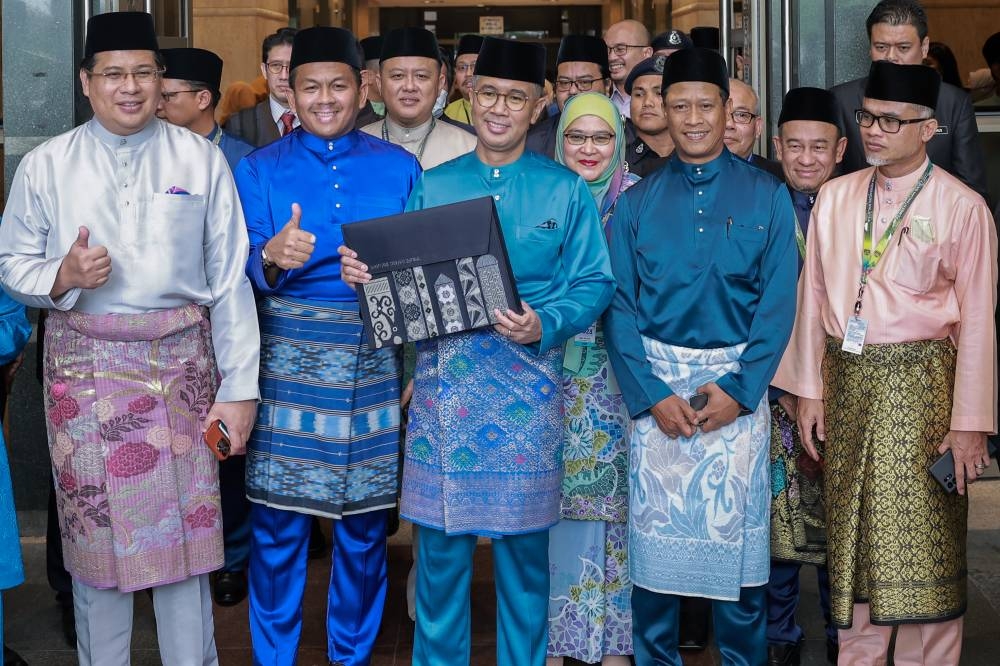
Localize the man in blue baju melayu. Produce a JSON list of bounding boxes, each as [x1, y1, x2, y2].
[[233, 26, 421, 666], [604, 47, 798, 666], [341, 36, 615, 666]]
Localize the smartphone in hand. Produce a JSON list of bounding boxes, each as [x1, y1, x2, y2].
[[204, 419, 231, 461]]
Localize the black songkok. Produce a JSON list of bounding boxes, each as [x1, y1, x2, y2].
[[557, 35, 609, 78], [84, 11, 158, 58], [161, 48, 223, 93], [652, 30, 693, 52], [456, 34, 485, 57], [474, 37, 547, 87], [983, 32, 1000, 67], [778, 87, 841, 130], [662, 47, 729, 95], [625, 55, 667, 94], [380, 28, 439, 62], [690, 27, 720, 51], [864, 60, 940, 110], [291, 27, 363, 72], [360, 36, 383, 63]]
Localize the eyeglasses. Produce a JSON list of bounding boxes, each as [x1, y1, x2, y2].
[[730, 110, 759, 125], [265, 61, 291, 75], [455, 62, 477, 74], [160, 89, 202, 102], [555, 77, 602, 92], [854, 109, 928, 133], [607, 44, 646, 57], [87, 67, 164, 85], [564, 131, 615, 146], [473, 88, 530, 111]]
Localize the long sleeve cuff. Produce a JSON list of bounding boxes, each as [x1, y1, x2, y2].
[[246, 242, 292, 295]]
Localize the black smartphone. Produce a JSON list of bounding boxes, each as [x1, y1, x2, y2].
[[929, 440, 997, 493], [689, 393, 708, 411]]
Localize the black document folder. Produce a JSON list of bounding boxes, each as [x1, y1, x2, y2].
[[342, 196, 521, 349]]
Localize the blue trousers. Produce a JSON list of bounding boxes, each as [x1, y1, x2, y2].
[[766, 560, 836, 645], [248, 504, 388, 666], [632, 585, 768, 666], [219, 455, 251, 572], [413, 526, 549, 666]]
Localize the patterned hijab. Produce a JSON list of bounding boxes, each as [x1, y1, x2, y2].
[[554, 93, 626, 211]]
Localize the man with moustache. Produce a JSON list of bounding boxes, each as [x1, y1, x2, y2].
[[775, 60, 996, 666], [363, 28, 477, 168], [831, 0, 987, 201], [0, 12, 260, 664], [233, 27, 421, 665], [156, 46, 256, 608], [340, 37, 615, 665], [526, 34, 611, 157], [226, 27, 299, 147], [444, 34, 484, 124], [624, 56, 673, 176], [604, 47, 797, 665], [765, 87, 847, 666], [604, 20, 653, 119], [725, 78, 784, 179]]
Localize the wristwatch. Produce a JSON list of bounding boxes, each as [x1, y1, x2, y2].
[[261, 246, 275, 269]]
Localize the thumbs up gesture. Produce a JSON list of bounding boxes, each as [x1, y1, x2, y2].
[[263, 203, 316, 270], [51, 226, 112, 297]]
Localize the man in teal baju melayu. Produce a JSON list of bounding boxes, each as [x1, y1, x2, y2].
[[341, 37, 615, 666], [604, 47, 798, 665]]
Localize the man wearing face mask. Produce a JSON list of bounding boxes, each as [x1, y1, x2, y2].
[[830, 0, 988, 202], [526, 34, 611, 158], [765, 86, 847, 666], [363, 28, 477, 169], [233, 27, 421, 665]]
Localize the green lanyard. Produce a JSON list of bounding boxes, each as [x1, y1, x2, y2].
[[853, 162, 933, 316], [794, 220, 806, 260]]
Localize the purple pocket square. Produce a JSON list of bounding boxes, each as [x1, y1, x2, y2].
[[165, 186, 190, 195]]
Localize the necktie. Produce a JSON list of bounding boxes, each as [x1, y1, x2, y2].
[[280, 111, 295, 136]]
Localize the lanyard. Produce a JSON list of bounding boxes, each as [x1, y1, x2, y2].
[[853, 162, 933, 316], [794, 219, 806, 260], [382, 118, 436, 162]]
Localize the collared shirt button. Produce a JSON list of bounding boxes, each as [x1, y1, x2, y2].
[[698, 190, 703, 195], [699, 227, 704, 232], [332, 165, 337, 170], [328, 142, 334, 150], [494, 194, 500, 201], [697, 209, 703, 215], [334, 184, 339, 189], [335, 203, 341, 208]]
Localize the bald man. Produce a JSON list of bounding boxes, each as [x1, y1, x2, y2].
[[725, 79, 783, 179], [604, 20, 652, 119]]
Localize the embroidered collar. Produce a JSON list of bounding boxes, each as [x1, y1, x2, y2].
[[296, 128, 360, 157]]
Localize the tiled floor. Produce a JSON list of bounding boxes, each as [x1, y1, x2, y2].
[[6, 475, 1000, 665]]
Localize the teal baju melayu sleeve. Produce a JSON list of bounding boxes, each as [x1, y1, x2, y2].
[[405, 151, 615, 352], [604, 151, 798, 417]]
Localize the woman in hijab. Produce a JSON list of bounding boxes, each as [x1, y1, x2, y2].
[[546, 92, 638, 666]]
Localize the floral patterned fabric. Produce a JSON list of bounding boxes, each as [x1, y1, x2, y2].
[[44, 305, 223, 592], [547, 519, 632, 660], [629, 338, 771, 600]]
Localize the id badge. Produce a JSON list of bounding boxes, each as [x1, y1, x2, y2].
[[842, 316, 868, 355], [574, 323, 597, 347]]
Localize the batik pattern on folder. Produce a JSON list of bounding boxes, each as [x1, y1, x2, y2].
[[247, 296, 401, 518]]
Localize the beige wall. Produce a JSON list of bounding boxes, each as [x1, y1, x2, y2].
[[671, 0, 717, 32], [924, 1, 1000, 85], [192, 0, 290, 92]]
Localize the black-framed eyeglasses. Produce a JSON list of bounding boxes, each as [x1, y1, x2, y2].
[[160, 90, 202, 102], [87, 67, 164, 85], [564, 131, 615, 146], [855, 108, 928, 133], [607, 43, 646, 57], [265, 61, 291, 74], [555, 77, 602, 93], [730, 110, 759, 125], [473, 88, 529, 111]]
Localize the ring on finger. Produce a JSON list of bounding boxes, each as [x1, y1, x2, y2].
[[506, 327, 512, 337]]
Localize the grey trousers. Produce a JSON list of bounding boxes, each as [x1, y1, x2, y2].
[[73, 573, 218, 666]]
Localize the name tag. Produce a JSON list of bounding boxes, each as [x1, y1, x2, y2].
[[935, 125, 949, 135], [842, 316, 868, 355], [574, 323, 597, 347]]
